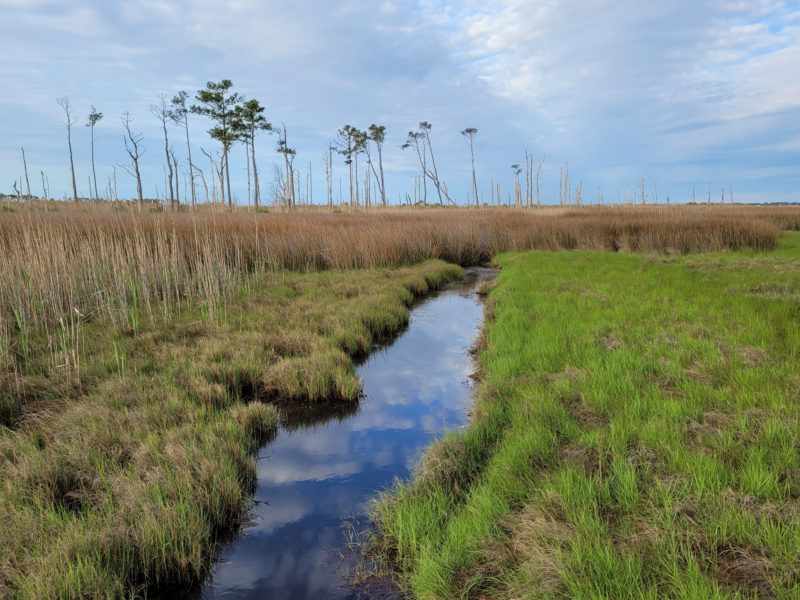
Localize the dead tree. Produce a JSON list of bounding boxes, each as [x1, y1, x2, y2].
[[169, 91, 198, 207], [270, 163, 285, 206], [323, 143, 334, 208], [524, 151, 531, 207], [195, 164, 209, 204], [121, 112, 145, 210], [535, 155, 545, 207], [170, 147, 180, 207], [417, 122, 454, 205], [151, 94, 175, 209], [461, 128, 479, 206], [57, 96, 79, 202], [20, 147, 31, 200], [40, 170, 48, 201], [201, 148, 223, 205]]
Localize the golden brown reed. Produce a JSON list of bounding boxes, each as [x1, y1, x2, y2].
[[0, 204, 794, 366]]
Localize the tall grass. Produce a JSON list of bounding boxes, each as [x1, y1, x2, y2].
[[1, 205, 792, 336], [2, 205, 793, 415], [0, 260, 462, 598]]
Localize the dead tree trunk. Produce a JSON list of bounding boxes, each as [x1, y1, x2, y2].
[[121, 112, 145, 210], [170, 148, 180, 208], [252, 138, 261, 209], [21, 148, 31, 200], [57, 97, 79, 203], [535, 156, 545, 207], [151, 95, 174, 209]]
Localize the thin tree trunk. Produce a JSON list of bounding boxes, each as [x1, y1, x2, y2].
[[424, 131, 444, 205], [21, 148, 31, 199], [171, 149, 180, 208], [90, 128, 99, 201], [245, 142, 251, 209], [252, 137, 260, 209], [378, 145, 386, 206], [470, 141, 478, 206], [68, 126, 77, 202], [159, 114, 174, 208], [184, 117, 196, 206], [220, 146, 229, 209], [354, 152, 360, 206]]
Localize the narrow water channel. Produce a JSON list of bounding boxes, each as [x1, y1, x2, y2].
[[197, 268, 495, 599]]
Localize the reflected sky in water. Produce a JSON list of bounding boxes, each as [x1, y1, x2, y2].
[[198, 269, 493, 599]]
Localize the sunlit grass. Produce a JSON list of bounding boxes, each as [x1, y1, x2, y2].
[[371, 232, 800, 599]]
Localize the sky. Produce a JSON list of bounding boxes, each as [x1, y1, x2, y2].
[[1, 0, 798, 205]]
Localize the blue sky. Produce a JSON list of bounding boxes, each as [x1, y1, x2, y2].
[[1, 0, 798, 205]]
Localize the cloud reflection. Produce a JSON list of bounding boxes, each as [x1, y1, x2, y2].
[[200, 276, 489, 600]]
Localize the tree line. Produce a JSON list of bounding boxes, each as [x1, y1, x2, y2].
[[55, 81, 278, 211], [3, 79, 725, 210], [48, 79, 496, 210]]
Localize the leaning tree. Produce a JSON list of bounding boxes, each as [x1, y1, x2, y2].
[[57, 96, 78, 202]]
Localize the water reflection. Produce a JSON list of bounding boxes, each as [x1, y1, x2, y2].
[[198, 268, 495, 599]]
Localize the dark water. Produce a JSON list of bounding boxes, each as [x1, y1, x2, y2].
[[197, 268, 495, 600]]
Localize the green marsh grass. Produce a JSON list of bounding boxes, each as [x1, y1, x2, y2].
[[2, 204, 799, 597], [3, 205, 793, 420], [0, 260, 461, 598], [371, 232, 800, 599]]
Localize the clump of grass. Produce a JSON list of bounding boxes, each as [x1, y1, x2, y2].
[[0, 260, 461, 598], [370, 232, 800, 599]]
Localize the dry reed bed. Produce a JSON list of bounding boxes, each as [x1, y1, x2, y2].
[[0, 205, 795, 376]]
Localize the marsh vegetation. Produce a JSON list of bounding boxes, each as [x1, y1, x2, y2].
[[371, 232, 800, 599], [1, 203, 799, 598]]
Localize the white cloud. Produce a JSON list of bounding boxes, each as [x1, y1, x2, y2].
[[1, 0, 798, 203]]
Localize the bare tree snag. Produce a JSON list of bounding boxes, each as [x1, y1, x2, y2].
[[169, 91, 198, 207], [121, 112, 145, 210], [57, 96, 79, 203], [20, 147, 31, 200], [151, 94, 175, 209]]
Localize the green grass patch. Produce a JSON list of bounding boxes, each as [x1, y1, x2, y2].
[[371, 233, 800, 599], [0, 260, 462, 598]]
